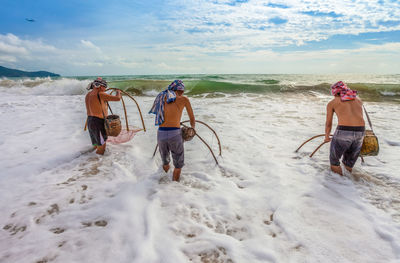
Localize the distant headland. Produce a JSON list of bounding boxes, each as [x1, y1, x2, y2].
[[0, 65, 60, 77]]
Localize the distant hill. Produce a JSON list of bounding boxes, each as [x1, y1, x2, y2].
[[0, 65, 60, 77]]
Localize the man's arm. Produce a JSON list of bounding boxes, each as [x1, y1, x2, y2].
[[99, 91, 121, 101], [185, 98, 195, 128], [325, 101, 334, 142], [85, 93, 92, 116]]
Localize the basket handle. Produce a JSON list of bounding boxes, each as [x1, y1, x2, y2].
[[363, 105, 373, 132]]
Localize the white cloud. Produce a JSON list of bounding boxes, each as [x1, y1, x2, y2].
[[81, 40, 102, 53], [0, 42, 28, 55], [158, 0, 400, 49], [0, 55, 17, 63], [0, 33, 57, 57], [0, 33, 22, 46]]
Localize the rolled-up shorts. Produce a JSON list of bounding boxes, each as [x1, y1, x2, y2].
[[87, 116, 108, 146], [157, 128, 184, 169], [330, 126, 365, 168]]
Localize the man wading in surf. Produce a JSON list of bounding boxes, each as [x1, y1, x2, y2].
[[324, 81, 365, 175], [149, 80, 195, 181], [85, 77, 121, 155]]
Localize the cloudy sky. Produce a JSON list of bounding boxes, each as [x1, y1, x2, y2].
[[1, 0, 400, 76]]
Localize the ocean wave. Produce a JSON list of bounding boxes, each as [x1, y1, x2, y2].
[[380, 91, 400, 96], [256, 79, 280, 84], [118, 79, 400, 101], [1, 76, 399, 102], [0, 77, 90, 96]]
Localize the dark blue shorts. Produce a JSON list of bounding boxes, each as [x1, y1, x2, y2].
[[330, 127, 365, 168], [87, 116, 107, 146]]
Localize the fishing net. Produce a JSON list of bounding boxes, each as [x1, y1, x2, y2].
[[107, 126, 143, 144]]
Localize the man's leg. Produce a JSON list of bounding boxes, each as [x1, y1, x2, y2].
[[329, 132, 350, 176], [342, 133, 364, 174], [330, 165, 343, 176], [158, 139, 171, 172], [96, 143, 106, 155], [163, 164, 170, 173], [173, 168, 182, 181], [170, 134, 184, 182]]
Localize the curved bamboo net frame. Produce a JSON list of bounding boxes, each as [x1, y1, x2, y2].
[[181, 120, 222, 156], [84, 88, 146, 132], [152, 120, 222, 165], [295, 134, 332, 158], [106, 88, 146, 132], [295, 134, 365, 162]]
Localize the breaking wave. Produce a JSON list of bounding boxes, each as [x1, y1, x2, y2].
[[1, 75, 399, 102], [0, 77, 90, 96]]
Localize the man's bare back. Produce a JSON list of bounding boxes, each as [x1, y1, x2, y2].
[[328, 96, 365, 126], [160, 94, 195, 128]]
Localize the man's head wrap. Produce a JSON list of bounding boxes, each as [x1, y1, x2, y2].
[[90, 77, 108, 89], [331, 81, 357, 101], [168, 79, 185, 91]]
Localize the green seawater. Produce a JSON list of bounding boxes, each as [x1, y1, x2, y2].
[[4, 74, 400, 102], [81, 74, 400, 102]]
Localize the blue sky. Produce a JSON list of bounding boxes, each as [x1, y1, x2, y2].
[[1, 0, 400, 75]]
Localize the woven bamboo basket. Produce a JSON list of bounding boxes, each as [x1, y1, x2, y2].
[[181, 126, 196, 141], [105, 115, 122, 137], [360, 130, 379, 156]]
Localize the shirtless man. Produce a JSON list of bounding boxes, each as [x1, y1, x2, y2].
[[324, 81, 365, 175], [85, 77, 121, 155], [149, 80, 195, 181]]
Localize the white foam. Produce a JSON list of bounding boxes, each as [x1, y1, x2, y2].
[[1, 89, 400, 262], [0, 77, 90, 96], [142, 89, 160, 96], [380, 91, 400, 96]]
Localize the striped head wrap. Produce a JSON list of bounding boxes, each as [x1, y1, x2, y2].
[[331, 81, 357, 101], [149, 80, 184, 126], [91, 77, 108, 89]]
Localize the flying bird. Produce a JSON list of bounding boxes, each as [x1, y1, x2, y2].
[[25, 18, 35, 22]]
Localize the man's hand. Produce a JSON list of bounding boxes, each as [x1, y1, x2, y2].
[[117, 90, 122, 98], [324, 136, 331, 143]]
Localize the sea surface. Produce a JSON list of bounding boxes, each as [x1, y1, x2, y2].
[[1, 73, 400, 101], [0, 74, 399, 263]]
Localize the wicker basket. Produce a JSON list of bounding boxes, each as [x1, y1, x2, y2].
[[105, 115, 122, 137], [360, 130, 379, 156], [181, 126, 196, 141]]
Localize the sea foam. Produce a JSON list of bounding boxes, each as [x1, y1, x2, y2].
[[1, 75, 400, 262]]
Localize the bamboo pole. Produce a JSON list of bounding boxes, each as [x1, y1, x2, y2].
[[120, 96, 129, 131], [181, 120, 222, 156], [310, 141, 329, 158], [152, 144, 158, 158], [295, 134, 329, 153], [106, 88, 146, 132], [195, 132, 219, 165], [152, 120, 221, 165]]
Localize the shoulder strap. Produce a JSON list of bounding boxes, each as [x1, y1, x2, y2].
[[363, 104, 373, 131], [97, 91, 114, 118]]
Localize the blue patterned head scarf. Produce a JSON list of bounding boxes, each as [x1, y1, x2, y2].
[[168, 79, 185, 91]]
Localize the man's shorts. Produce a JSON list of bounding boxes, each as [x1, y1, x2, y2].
[[157, 128, 184, 169], [87, 116, 108, 146], [330, 126, 365, 168]]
